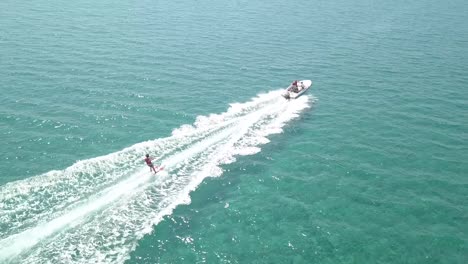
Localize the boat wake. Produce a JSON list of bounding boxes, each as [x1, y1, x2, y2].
[[0, 90, 312, 263]]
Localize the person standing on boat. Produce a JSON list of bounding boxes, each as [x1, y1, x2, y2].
[[291, 80, 299, 92], [144, 154, 160, 174]]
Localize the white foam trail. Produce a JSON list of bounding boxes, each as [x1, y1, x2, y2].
[[0, 96, 263, 239], [0, 90, 313, 263]]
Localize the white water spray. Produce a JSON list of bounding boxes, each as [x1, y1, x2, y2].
[[0, 90, 312, 263]]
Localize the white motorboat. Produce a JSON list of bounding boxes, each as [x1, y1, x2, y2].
[[282, 80, 312, 99]]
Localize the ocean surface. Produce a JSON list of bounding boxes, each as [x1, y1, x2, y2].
[[1, 0, 467, 263]]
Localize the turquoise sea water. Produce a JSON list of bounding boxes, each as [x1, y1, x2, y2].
[[1, 0, 467, 263]]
